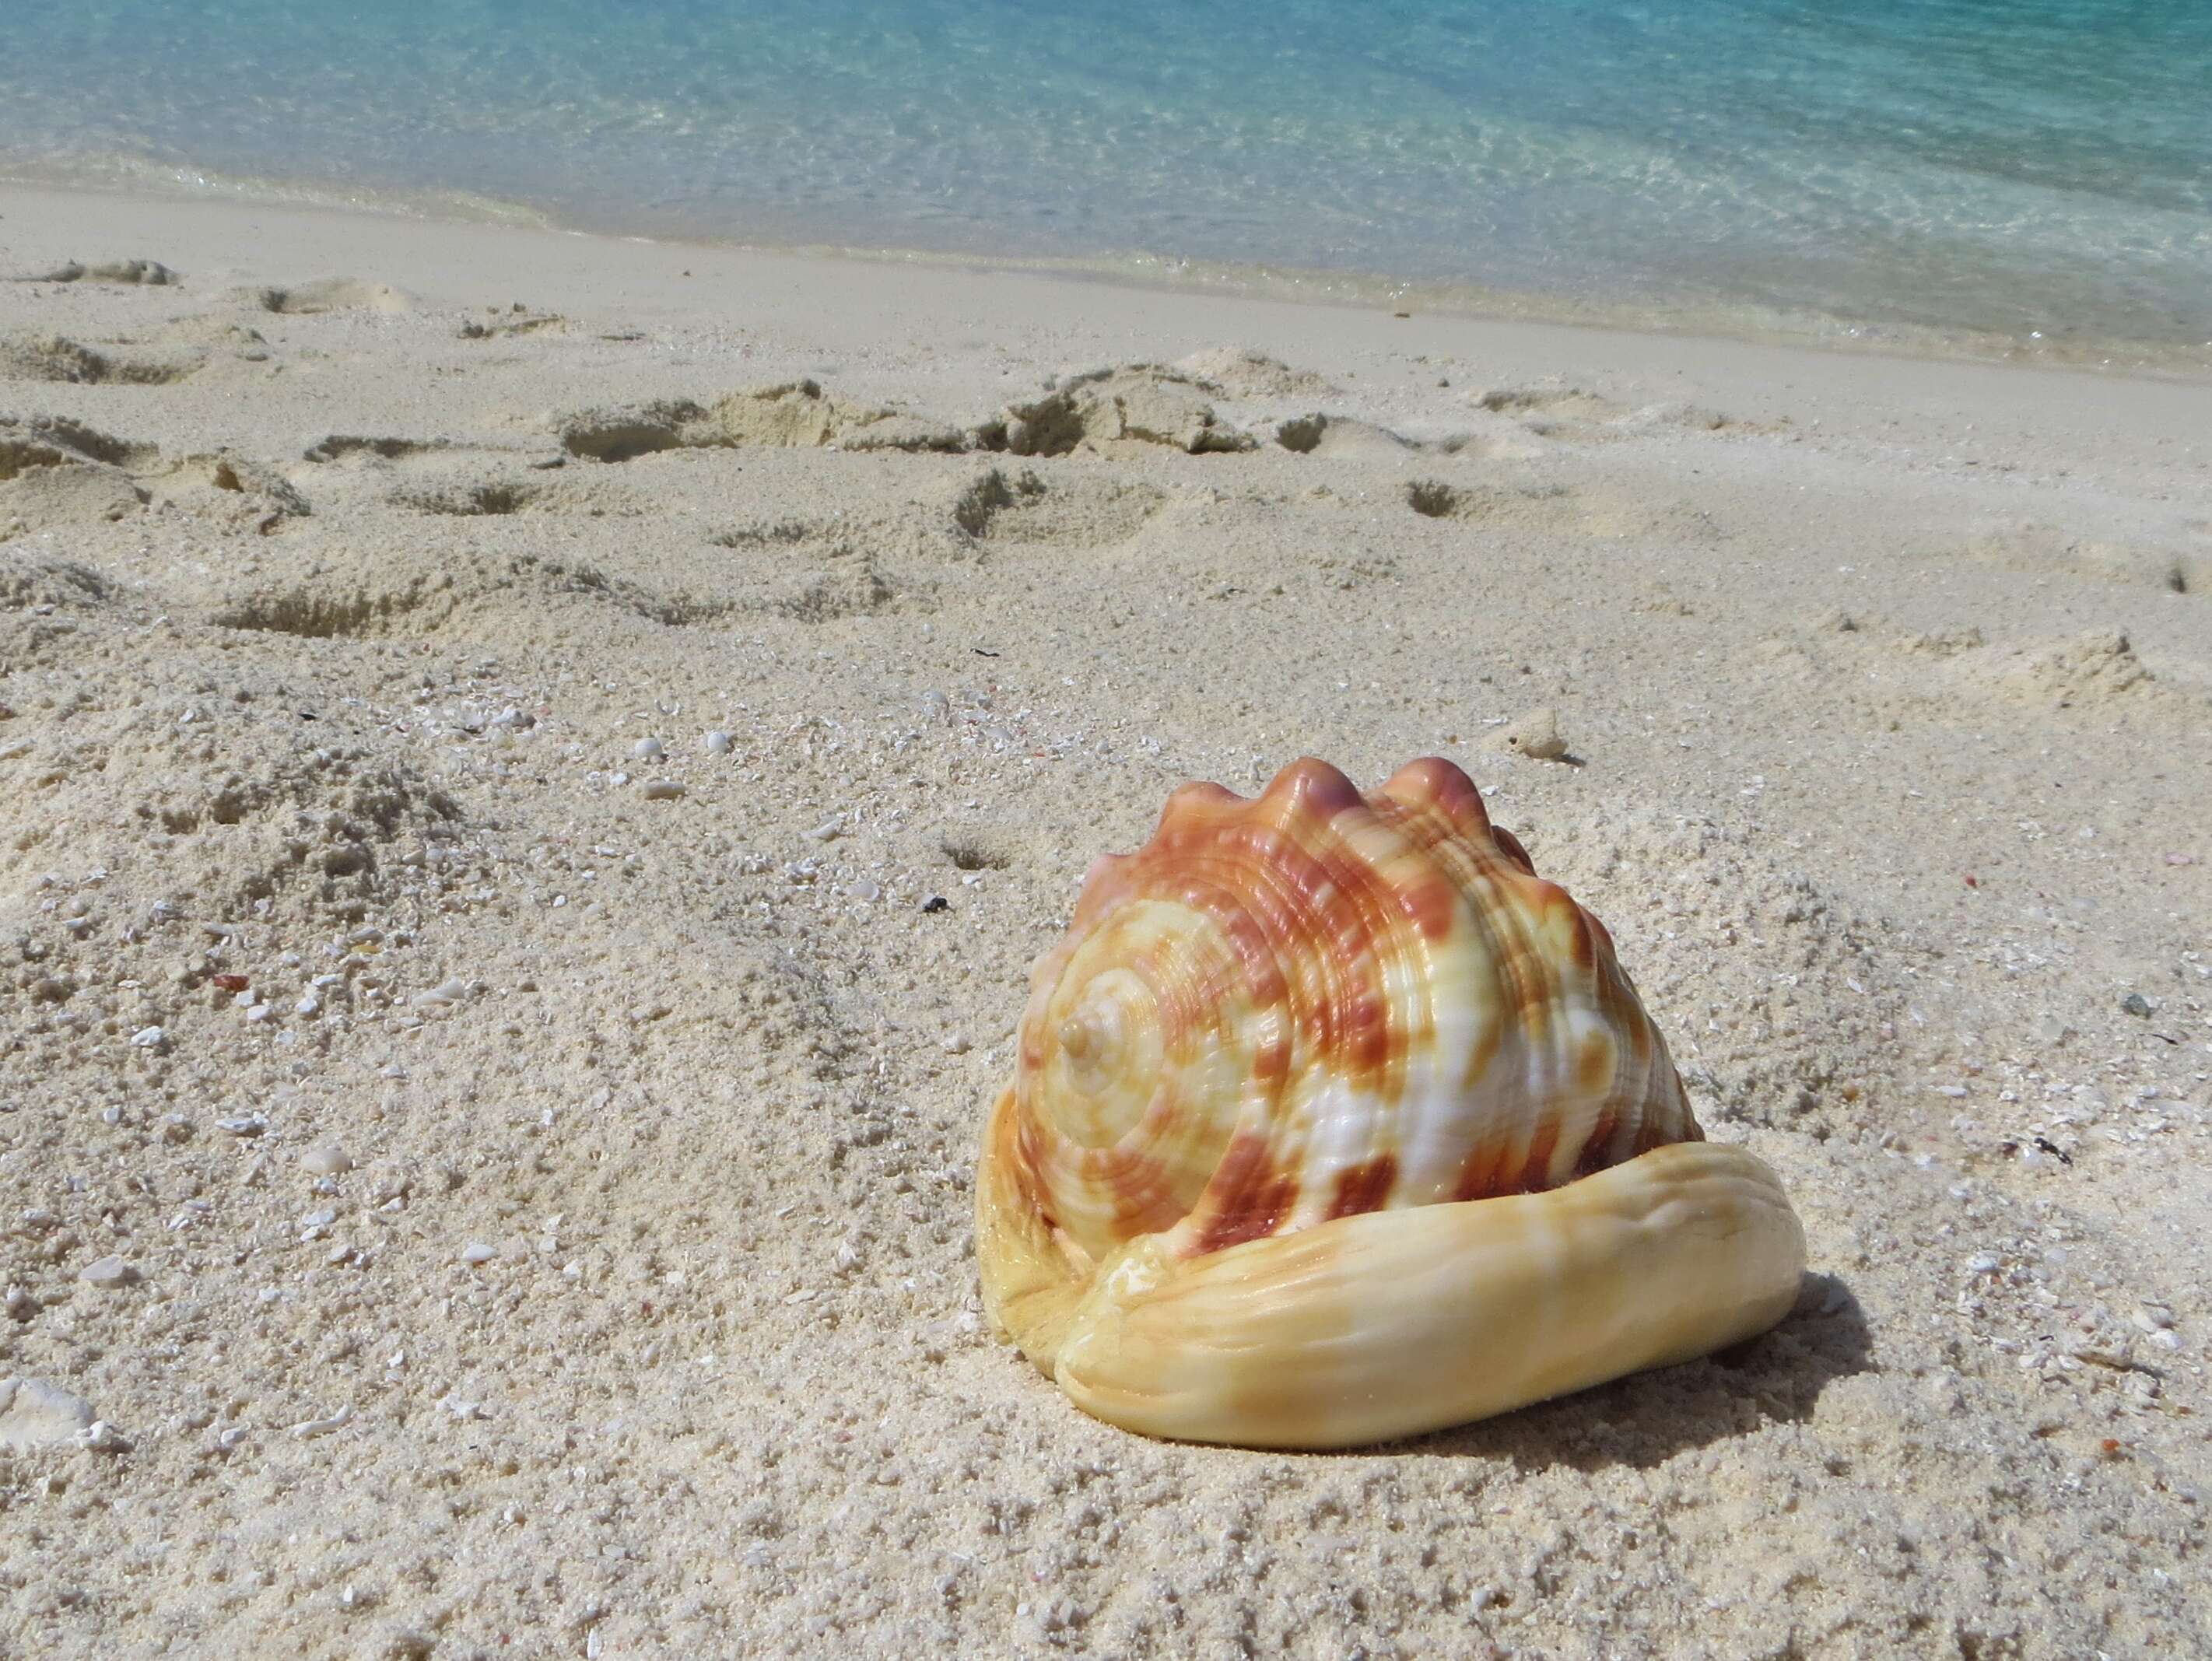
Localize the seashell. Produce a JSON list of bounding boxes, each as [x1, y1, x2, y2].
[[976, 756, 1804, 1447]]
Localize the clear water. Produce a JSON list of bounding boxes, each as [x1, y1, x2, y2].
[[2, 0, 2207, 349]]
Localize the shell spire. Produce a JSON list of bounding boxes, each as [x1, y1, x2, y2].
[[978, 757, 1804, 1448]]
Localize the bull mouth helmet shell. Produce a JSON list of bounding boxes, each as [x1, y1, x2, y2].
[[976, 756, 1804, 1449]]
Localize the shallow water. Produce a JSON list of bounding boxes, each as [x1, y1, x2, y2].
[[2, 0, 2207, 349]]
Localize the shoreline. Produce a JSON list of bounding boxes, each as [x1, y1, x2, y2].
[[6, 159, 2208, 384]]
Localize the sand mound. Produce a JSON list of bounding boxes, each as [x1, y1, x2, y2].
[[2, 257, 179, 286], [1173, 345, 1334, 398], [0, 707, 460, 944], [0, 417, 151, 534], [1274, 411, 1414, 458], [986, 365, 1256, 456], [1978, 627, 2161, 709], [144, 452, 312, 533]]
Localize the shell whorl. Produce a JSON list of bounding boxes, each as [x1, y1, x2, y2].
[[1005, 757, 1698, 1272], [977, 756, 1801, 1447]]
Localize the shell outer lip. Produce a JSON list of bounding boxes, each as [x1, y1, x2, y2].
[[984, 1133, 1805, 1449]]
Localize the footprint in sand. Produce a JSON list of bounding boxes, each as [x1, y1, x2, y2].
[[1276, 412, 1415, 459], [0, 332, 202, 385], [554, 380, 966, 462], [1274, 410, 1513, 461], [393, 478, 547, 517], [1963, 519, 2205, 597], [701, 513, 927, 624], [303, 434, 455, 464], [1393, 475, 1724, 543], [946, 466, 1167, 548], [203, 546, 727, 642], [1775, 611, 2186, 721], [457, 307, 570, 340], [1474, 385, 1741, 442], [235, 277, 416, 316]]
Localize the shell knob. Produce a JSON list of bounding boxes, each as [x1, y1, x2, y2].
[[976, 757, 1804, 1447]]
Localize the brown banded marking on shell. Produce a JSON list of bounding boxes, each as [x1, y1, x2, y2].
[[1004, 756, 1699, 1265], [976, 756, 1805, 1448]]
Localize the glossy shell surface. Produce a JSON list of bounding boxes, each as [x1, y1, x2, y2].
[[976, 757, 1804, 1447]]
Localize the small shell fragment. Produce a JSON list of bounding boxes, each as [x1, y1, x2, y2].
[[288, 1405, 352, 1438], [79, 1256, 141, 1290], [1495, 706, 1568, 761]]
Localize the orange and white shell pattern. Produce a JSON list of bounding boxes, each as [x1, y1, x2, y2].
[[976, 757, 1804, 1448]]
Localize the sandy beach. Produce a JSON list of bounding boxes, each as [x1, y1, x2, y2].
[[2, 181, 2210, 1657]]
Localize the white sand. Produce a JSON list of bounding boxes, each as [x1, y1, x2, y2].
[[2, 182, 2210, 1658]]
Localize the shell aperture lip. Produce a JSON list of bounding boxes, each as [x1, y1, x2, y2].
[[978, 756, 1804, 1446]]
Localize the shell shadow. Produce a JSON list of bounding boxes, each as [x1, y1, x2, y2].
[[1399, 1271, 1872, 1470]]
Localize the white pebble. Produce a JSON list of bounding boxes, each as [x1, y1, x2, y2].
[[300, 1208, 337, 1230], [216, 1115, 268, 1137], [79, 1255, 141, 1290], [129, 1025, 166, 1048], [301, 1146, 353, 1176], [75, 1420, 130, 1454], [415, 977, 469, 1007], [632, 737, 664, 762], [846, 878, 882, 902], [703, 730, 732, 755], [643, 780, 686, 801], [460, 1241, 497, 1266], [805, 815, 843, 842], [0, 1378, 96, 1451], [941, 1034, 971, 1055], [1965, 1252, 2001, 1275]]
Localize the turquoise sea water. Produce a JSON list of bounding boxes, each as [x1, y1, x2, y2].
[[2, 0, 2207, 349]]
